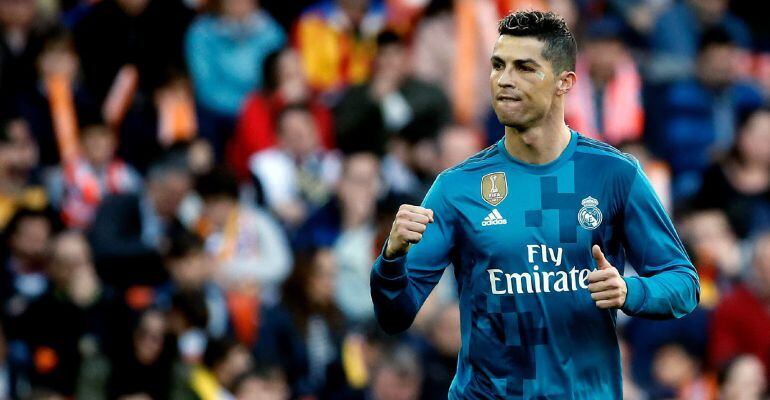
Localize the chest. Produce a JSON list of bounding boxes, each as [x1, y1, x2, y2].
[[452, 164, 624, 258]]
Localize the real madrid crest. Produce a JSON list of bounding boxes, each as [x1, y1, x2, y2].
[[578, 196, 603, 230], [481, 172, 507, 206]]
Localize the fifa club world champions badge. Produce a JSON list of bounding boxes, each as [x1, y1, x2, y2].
[[578, 196, 603, 230], [481, 172, 508, 206]]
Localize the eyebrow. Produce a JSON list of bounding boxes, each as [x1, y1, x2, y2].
[[490, 56, 542, 68], [515, 58, 541, 68]]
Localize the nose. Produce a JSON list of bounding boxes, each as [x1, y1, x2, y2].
[[497, 67, 515, 88]]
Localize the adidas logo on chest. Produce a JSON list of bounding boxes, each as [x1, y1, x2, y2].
[[482, 209, 508, 226]]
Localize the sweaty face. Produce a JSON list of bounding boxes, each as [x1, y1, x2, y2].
[[490, 36, 558, 130]]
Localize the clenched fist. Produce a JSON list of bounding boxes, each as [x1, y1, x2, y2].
[[587, 245, 628, 309], [384, 204, 434, 259]]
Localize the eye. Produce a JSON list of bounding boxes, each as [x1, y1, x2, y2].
[[492, 61, 504, 70], [518, 65, 535, 73]]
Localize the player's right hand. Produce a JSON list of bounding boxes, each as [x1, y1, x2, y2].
[[384, 204, 434, 259]]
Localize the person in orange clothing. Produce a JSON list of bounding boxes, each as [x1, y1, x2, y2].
[[565, 18, 644, 146], [294, 0, 386, 94]]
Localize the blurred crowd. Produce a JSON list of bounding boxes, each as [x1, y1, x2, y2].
[[0, 0, 769, 399]]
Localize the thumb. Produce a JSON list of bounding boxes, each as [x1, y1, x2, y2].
[[592, 245, 611, 270]]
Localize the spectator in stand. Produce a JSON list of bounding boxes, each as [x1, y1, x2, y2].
[[46, 122, 142, 229], [249, 104, 340, 229], [412, 0, 498, 125], [710, 231, 770, 381], [186, 0, 286, 158], [0, 0, 47, 108], [565, 18, 644, 145], [650, 342, 716, 399], [194, 168, 291, 305], [182, 338, 253, 399], [0, 118, 47, 230], [73, 0, 194, 102], [692, 107, 770, 239], [436, 126, 484, 172], [105, 309, 175, 400], [157, 230, 229, 340], [255, 247, 344, 396], [647, 28, 764, 200], [232, 365, 290, 400], [679, 209, 743, 308], [335, 30, 451, 156], [88, 159, 191, 289], [13, 29, 99, 168], [229, 47, 334, 181], [717, 354, 768, 400], [649, 0, 752, 82], [622, 211, 734, 390], [167, 289, 210, 366], [362, 345, 423, 400], [294, 0, 386, 94], [0, 208, 55, 322], [297, 153, 381, 322], [417, 303, 460, 400], [15, 231, 116, 398]]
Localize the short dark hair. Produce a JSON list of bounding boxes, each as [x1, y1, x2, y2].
[[276, 102, 313, 129], [203, 337, 242, 369], [166, 229, 204, 260], [697, 26, 736, 54], [171, 289, 209, 329], [376, 30, 404, 48], [498, 10, 577, 73], [196, 167, 239, 200]]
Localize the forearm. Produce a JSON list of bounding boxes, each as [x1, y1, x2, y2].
[[622, 268, 700, 319], [370, 254, 421, 334]]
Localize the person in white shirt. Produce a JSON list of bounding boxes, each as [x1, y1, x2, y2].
[[249, 104, 340, 229]]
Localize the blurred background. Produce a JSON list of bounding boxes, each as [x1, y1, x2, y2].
[[0, 0, 768, 399]]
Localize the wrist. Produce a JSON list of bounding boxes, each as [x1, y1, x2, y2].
[[384, 241, 405, 260], [621, 276, 646, 314]]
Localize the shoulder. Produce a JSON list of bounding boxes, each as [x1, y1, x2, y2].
[[731, 81, 764, 103], [255, 11, 285, 38], [574, 135, 642, 192], [250, 148, 290, 170], [422, 144, 503, 208], [575, 135, 640, 169], [186, 15, 216, 39], [100, 193, 140, 210]]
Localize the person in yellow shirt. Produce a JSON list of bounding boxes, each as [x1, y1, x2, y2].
[[294, 0, 385, 94]]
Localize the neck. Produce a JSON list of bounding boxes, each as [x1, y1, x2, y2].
[[503, 119, 572, 165]]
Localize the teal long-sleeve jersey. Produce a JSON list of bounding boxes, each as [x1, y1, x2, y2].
[[370, 131, 700, 399]]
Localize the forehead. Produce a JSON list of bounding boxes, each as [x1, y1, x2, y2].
[[492, 35, 553, 67]]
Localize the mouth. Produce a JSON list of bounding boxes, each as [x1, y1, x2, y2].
[[496, 95, 522, 102]]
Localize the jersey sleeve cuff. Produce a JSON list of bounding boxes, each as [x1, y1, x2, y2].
[[622, 276, 646, 315], [375, 239, 407, 279]]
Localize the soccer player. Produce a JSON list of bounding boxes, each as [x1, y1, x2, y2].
[[370, 10, 700, 399]]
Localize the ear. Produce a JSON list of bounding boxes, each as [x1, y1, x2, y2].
[[555, 71, 576, 96]]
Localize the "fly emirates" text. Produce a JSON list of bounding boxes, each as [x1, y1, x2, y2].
[[487, 244, 591, 295]]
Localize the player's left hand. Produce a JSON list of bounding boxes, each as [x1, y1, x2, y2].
[[587, 245, 627, 309]]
